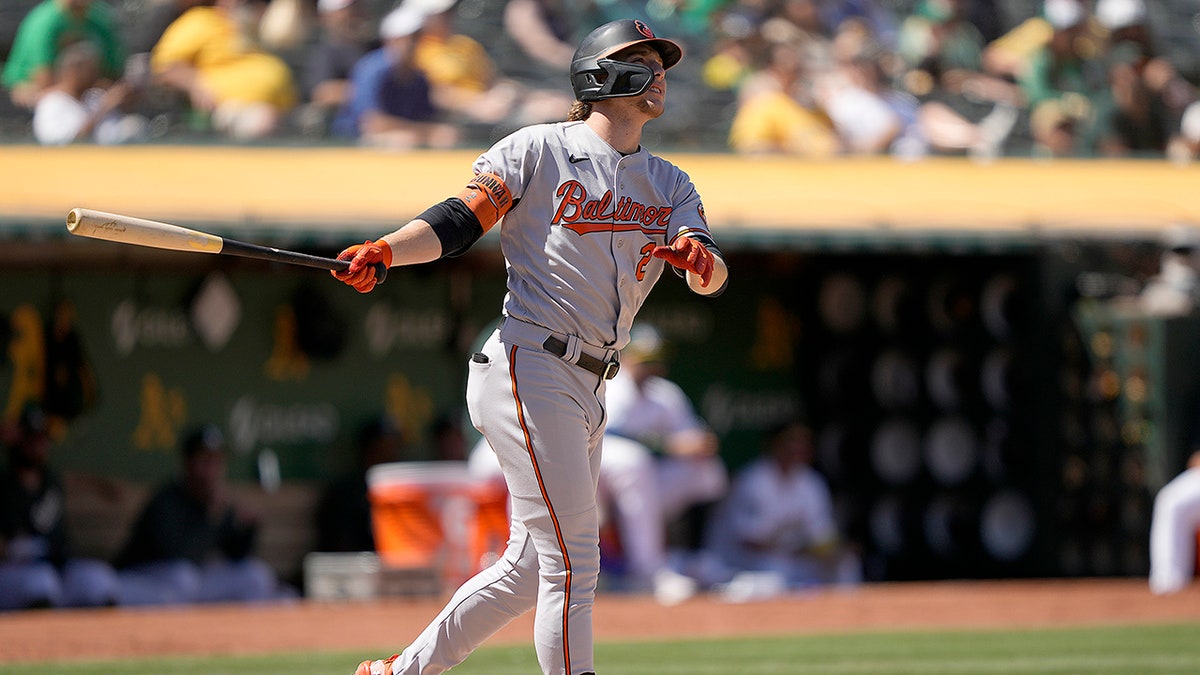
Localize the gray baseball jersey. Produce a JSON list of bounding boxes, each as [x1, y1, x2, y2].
[[483, 120, 713, 349], [390, 121, 718, 675]]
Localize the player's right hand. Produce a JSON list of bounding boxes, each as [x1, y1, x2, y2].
[[332, 239, 392, 293]]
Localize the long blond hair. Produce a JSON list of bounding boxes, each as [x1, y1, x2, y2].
[[567, 100, 592, 121]]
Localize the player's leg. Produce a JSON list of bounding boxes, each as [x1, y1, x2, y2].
[[0, 561, 61, 609], [1149, 470, 1200, 594], [486, 346, 603, 675], [656, 455, 729, 524], [378, 335, 543, 674], [195, 557, 276, 602], [600, 434, 667, 583], [116, 559, 201, 605], [375, 334, 603, 675], [390, 515, 541, 673], [60, 558, 119, 607]]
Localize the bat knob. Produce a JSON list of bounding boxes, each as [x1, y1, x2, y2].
[[372, 262, 388, 286]]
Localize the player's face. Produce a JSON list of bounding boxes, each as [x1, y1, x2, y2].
[[613, 44, 667, 118]]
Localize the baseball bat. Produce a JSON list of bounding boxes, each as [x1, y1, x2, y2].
[[65, 208, 386, 283]]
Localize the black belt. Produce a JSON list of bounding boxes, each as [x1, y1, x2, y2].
[[543, 336, 620, 380]]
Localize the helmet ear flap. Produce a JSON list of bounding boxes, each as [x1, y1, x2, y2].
[[575, 59, 654, 101]]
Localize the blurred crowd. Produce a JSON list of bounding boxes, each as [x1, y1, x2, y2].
[[1, 0, 1199, 155]]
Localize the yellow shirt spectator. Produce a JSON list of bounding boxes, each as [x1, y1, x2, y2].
[[414, 32, 494, 94], [729, 90, 839, 157], [151, 6, 296, 110]]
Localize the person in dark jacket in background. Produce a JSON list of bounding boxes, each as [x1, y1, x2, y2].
[[0, 405, 119, 610], [115, 424, 284, 605]]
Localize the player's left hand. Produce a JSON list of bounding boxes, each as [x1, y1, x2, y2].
[[652, 236, 714, 287], [332, 239, 392, 293]]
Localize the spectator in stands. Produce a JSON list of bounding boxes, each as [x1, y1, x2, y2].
[[816, 0, 900, 50], [407, 0, 572, 128], [331, 2, 458, 148], [981, 0, 1101, 80], [1092, 43, 1171, 157], [895, 0, 1022, 159], [983, 0, 1107, 157], [149, 0, 298, 140], [2, 0, 125, 110], [1090, 0, 1197, 158], [296, 0, 376, 137], [701, 0, 832, 99], [125, 0, 213, 56], [32, 41, 148, 145], [704, 419, 861, 592], [114, 425, 285, 605], [765, 0, 835, 72], [0, 405, 119, 611], [811, 18, 917, 155], [500, 0, 577, 81], [1096, 0, 1153, 58], [727, 41, 840, 156], [316, 417, 405, 553], [1168, 101, 1200, 165]]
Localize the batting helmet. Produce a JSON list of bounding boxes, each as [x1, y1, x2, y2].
[[569, 19, 683, 102]]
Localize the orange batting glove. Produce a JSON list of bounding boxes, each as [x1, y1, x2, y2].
[[652, 236, 714, 287], [332, 239, 392, 293]]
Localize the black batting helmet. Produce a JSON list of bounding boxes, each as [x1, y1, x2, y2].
[[569, 19, 683, 102]]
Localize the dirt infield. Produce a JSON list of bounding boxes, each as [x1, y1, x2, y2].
[[2, 579, 1199, 663]]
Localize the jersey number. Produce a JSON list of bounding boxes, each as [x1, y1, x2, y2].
[[636, 242, 656, 281]]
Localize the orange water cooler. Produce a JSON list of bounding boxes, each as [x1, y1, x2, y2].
[[367, 461, 510, 591]]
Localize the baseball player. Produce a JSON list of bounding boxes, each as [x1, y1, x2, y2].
[[1149, 450, 1200, 594], [335, 19, 728, 675]]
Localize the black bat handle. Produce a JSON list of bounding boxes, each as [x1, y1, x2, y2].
[[220, 239, 388, 285], [329, 258, 390, 285]]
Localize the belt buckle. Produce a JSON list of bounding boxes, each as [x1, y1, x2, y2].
[[602, 360, 620, 380]]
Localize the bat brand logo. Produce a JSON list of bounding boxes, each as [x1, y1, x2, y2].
[[188, 234, 217, 251], [98, 219, 127, 232]]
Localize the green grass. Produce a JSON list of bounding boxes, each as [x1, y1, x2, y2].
[[3, 623, 1198, 674]]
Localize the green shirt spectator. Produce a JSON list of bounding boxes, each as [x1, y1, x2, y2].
[[2, 0, 125, 109]]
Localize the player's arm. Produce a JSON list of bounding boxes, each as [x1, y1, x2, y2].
[[664, 427, 719, 457], [332, 173, 514, 292]]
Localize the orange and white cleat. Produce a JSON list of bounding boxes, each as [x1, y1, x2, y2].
[[354, 654, 399, 675]]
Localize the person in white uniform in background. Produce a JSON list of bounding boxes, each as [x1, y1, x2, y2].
[[1149, 450, 1200, 595], [602, 324, 726, 595], [706, 420, 861, 593], [335, 18, 728, 675]]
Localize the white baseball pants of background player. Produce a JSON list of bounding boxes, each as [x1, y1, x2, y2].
[[393, 320, 610, 675], [1149, 464, 1200, 595], [594, 434, 666, 580]]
